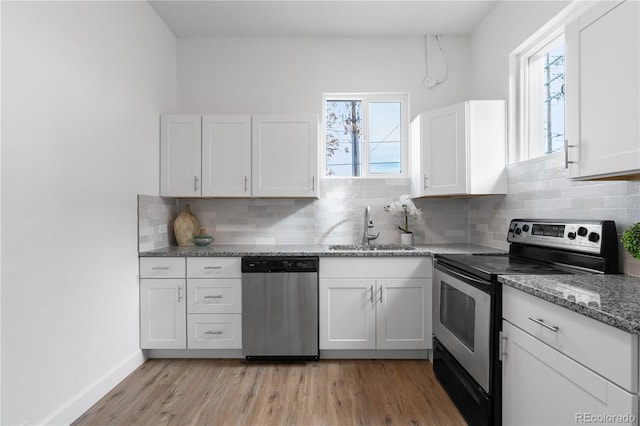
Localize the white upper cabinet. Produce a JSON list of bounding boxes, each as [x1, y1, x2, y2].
[[160, 114, 319, 198], [160, 115, 202, 197], [565, 0, 640, 180], [410, 100, 507, 197], [252, 114, 319, 198], [201, 115, 252, 197]]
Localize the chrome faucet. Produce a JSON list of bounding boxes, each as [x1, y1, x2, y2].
[[361, 206, 380, 245]]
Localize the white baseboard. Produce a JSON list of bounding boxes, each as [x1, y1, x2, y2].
[[38, 350, 145, 425]]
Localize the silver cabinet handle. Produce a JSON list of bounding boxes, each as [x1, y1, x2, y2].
[[194, 176, 199, 191], [204, 330, 223, 335], [369, 285, 374, 304], [423, 175, 428, 189], [204, 266, 222, 270], [564, 139, 576, 169], [499, 331, 507, 361], [244, 176, 248, 192], [312, 176, 315, 192], [378, 286, 383, 304], [178, 285, 183, 302], [204, 295, 223, 299], [151, 266, 169, 270], [528, 317, 559, 332]]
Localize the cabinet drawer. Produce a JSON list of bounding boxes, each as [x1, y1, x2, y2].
[[139, 257, 185, 278], [187, 314, 242, 349], [320, 257, 432, 278], [187, 257, 241, 278], [503, 285, 638, 392], [187, 279, 241, 314]]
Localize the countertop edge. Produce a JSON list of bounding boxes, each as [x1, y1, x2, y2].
[[498, 275, 640, 335], [139, 243, 506, 257]]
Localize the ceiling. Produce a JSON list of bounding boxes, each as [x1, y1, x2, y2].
[[148, 1, 497, 37]]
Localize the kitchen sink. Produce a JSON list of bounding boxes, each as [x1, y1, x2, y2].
[[328, 244, 416, 251]]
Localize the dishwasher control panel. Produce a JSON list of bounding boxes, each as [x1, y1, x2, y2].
[[242, 256, 319, 273]]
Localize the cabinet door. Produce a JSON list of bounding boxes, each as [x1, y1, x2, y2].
[[140, 279, 186, 349], [201, 115, 252, 197], [422, 102, 467, 196], [319, 278, 376, 350], [502, 321, 637, 425], [566, 0, 640, 179], [160, 115, 202, 197], [376, 278, 430, 350], [252, 114, 319, 197]]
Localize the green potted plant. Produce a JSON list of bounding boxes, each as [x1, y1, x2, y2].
[[622, 223, 640, 260]]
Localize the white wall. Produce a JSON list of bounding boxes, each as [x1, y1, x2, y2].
[[1, 2, 176, 424], [177, 35, 471, 118], [469, 0, 570, 99]]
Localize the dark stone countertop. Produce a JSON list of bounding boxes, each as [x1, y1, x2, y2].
[[139, 243, 506, 258], [499, 274, 640, 334]]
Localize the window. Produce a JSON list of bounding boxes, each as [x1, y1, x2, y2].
[[512, 32, 566, 162], [323, 93, 408, 177]]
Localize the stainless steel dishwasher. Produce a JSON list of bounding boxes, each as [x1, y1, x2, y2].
[[241, 256, 319, 360]]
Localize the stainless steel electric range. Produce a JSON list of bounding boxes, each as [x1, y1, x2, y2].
[[433, 219, 619, 426]]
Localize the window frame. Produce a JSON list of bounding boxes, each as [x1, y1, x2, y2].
[[511, 28, 565, 163], [508, 1, 592, 164], [322, 92, 409, 178]]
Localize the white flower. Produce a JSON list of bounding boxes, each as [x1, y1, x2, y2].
[[384, 194, 422, 233]]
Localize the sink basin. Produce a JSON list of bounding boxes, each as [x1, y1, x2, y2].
[[329, 244, 416, 251]]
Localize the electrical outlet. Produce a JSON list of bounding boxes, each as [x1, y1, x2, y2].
[[158, 224, 168, 234]]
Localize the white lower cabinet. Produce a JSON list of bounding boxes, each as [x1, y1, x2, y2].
[[140, 279, 186, 349], [139, 257, 242, 351], [186, 258, 242, 349], [319, 258, 432, 351], [502, 286, 639, 425]]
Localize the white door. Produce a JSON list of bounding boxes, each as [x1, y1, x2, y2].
[[140, 279, 186, 349], [376, 278, 429, 350], [252, 114, 319, 197], [423, 102, 467, 195], [319, 279, 376, 350], [566, 0, 640, 179], [201, 115, 252, 197], [502, 321, 637, 425], [160, 115, 202, 197]]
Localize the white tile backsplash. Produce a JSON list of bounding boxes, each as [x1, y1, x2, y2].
[[469, 153, 640, 276], [138, 158, 639, 276]]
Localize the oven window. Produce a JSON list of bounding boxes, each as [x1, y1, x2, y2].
[[440, 281, 475, 351]]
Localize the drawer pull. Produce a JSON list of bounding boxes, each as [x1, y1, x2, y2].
[[204, 330, 223, 335], [528, 317, 559, 332], [151, 266, 170, 270], [204, 266, 223, 270], [204, 295, 223, 299]]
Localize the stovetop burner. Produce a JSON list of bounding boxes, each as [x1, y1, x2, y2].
[[436, 253, 577, 281]]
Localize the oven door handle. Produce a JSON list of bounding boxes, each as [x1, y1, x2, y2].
[[435, 262, 492, 291]]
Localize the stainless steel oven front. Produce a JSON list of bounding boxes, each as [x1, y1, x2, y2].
[[433, 262, 492, 393]]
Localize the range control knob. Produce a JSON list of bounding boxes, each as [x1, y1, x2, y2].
[[567, 232, 577, 240], [577, 226, 588, 237], [588, 232, 600, 243], [515, 227, 522, 235], [522, 224, 530, 233]]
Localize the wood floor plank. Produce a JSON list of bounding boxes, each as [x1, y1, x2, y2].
[[73, 359, 466, 426]]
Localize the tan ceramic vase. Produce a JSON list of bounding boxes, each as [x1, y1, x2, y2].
[[174, 204, 200, 246]]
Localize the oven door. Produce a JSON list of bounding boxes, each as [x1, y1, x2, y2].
[[433, 262, 492, 393]]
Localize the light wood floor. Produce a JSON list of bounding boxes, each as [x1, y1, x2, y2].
[[72, 359, 466, 426]]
